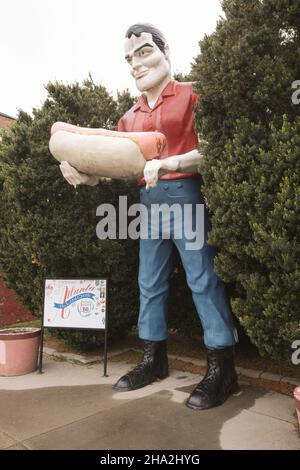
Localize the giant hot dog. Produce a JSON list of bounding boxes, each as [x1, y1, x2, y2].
[[49, 122, 168, 179]]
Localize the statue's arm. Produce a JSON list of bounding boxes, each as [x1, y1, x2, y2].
[[143, 146, 205, 190], [164, 148, 204, 173]]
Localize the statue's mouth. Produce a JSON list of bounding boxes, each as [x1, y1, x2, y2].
[[135, 71, 148, 80]]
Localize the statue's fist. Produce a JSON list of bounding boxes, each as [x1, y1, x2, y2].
[[144, 159, 163, 190]]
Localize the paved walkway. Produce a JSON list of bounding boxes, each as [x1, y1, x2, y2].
[[0, 357, 299, 450]]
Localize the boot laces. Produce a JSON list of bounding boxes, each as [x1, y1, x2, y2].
[[197, 362, 220, 394], [128, 344, 155, 377], [196, 352, 235, 394]]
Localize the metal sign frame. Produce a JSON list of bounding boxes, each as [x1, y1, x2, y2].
[[39, 277, 108, 377]]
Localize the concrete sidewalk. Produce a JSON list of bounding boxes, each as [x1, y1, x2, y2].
[[0, 357, 299, 450]]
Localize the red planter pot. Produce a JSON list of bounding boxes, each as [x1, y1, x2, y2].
[[0, 328, 41, 376], [294, 386, 300, 429]]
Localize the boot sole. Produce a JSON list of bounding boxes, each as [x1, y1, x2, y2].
[[185, 382, 239, 411]]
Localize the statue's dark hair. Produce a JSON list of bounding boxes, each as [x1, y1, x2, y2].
[[125, 23, 167, 54]]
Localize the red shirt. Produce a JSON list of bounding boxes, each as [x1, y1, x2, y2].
[[117, 80, 199, 185]]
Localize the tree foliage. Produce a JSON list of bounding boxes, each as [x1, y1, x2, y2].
[[191, 0, 300, 357], [0, 78, 139, 348]]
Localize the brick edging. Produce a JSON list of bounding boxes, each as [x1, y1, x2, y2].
[[43, 346, 300, 387]]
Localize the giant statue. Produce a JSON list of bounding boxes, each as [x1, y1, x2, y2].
[[50, 23, 238, 410]]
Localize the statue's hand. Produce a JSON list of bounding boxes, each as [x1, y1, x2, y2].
[[144, 159, 163, 190], [59, 161, 100, 187], [144, 156, 181, 189]]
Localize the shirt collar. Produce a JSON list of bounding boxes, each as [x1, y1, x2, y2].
[[133, 80, 176, 113]]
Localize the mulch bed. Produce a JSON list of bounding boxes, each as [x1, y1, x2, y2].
[[0, 277, 35, 327]]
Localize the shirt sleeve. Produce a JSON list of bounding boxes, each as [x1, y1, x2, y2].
[[191, 91, 199, 106], [191, 89, 203, 120], [117, 116, 127, 132]]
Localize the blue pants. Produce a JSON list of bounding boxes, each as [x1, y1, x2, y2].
[[138, 178, 237, 348]]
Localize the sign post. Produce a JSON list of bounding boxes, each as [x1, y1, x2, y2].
[[39, 278, 108, 376]]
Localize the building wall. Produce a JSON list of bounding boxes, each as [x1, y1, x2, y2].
[[0, 115, 15, 129]]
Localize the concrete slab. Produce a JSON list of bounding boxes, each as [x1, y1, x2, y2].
[[5, 443, 29, 450], [176, 383, 297, 425], [0, 358, 299, 450], [0, 357, 113, 390], [0, 431, 18, 450], [241, 388, 297, 423], [238, 367, 263, 379], [23, 385, 300, 450], [220, 409, 300, 450], [24, 392, 221, 450], [0, 384, 124, 442], [0, 359, 199, 443]]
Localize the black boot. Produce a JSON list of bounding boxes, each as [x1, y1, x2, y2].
[[186, 346, 238, 410], [113, 340, 169, 391]]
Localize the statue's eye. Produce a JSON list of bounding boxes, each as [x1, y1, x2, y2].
[[139, 48, 151, 57]]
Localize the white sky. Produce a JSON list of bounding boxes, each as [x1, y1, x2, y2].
[[0, 0, 223, 118]]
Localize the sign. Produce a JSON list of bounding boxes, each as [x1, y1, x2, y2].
[[43, 278, 107, 330], [39, 278, 109, 377]]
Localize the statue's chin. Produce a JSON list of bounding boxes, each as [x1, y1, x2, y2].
[[135, 79, 151, 92], [135, 75, 162, 93], [135, 71, 171, 93]]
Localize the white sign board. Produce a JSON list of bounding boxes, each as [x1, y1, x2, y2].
[[43, 279, 107, 330]]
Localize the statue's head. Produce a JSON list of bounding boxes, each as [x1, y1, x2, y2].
[[124, 23, 171, 92]]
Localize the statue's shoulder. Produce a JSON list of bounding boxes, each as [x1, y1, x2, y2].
[[173, 81, 199, 106], [175, 80, 197, 92], [117, 100, 140, 131], [121, 99, 141, 119]]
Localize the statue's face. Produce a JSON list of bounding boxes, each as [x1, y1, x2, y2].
[[124, 32, 171, 92]]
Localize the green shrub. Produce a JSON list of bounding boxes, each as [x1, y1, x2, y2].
[[0, 78, 139, 348], [191, 0, 300, 357]]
